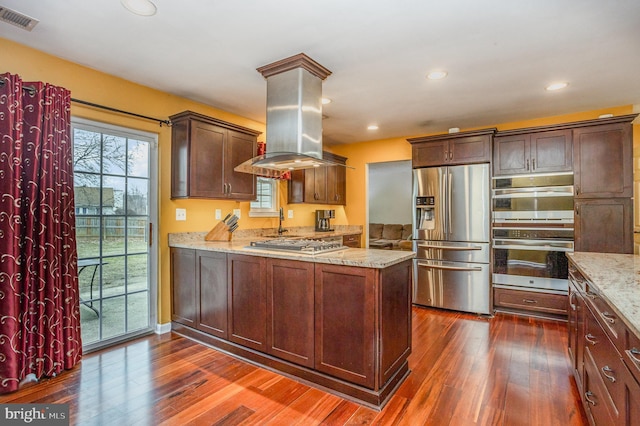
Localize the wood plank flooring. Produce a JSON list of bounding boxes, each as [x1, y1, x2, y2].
[[0, 307, 588, 425]]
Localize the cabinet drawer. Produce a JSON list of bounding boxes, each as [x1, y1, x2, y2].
[[583, 348, 620, 426], [583, 283, 626, 347], [342, 233, 361, 248], [494, 288, 567, 316], [585, 307, 625, 414]]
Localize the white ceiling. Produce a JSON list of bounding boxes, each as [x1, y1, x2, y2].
[[2, 0, 639, 145]]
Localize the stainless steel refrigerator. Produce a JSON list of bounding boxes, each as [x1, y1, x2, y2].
[[412, 163, 491, 315]]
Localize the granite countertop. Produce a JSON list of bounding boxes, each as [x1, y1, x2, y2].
[[168, 232, 414, 269], [568, 252, 640, 338]]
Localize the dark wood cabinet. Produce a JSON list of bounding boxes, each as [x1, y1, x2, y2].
[[493, 287, 567, 319], [574, 120, 633, 199], [227, 254, 267, 352], [170, 110, 260, 200], [288, 151, 347, 204], [266, 258, 315, 367], [568, 258, 640, 426], [314, 263, 376, 387], [408, 129, 494, 168], [575, 198, 633, 253], [493, 129, 572, 176], [197, 251, 228, 339], [170, 248, 197, 327]]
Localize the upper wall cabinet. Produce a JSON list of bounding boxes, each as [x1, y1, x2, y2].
[[573, 118, 634, 199], [170, 111, 261, 200], [288, 152, 347, 205], [493, 129, 573, 176], [408, 128, 495, 168]]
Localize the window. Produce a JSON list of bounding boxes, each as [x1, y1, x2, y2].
[[250, 177, 279, 217]]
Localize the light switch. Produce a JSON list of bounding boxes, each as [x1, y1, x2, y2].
[[176, 208, 186, 221], [215, 209, 221, 220], [233, 208, 241, 219], [287, 209, 294, 219]]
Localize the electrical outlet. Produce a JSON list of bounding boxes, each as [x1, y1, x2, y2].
[[287, 209, 294, 219], [176, 208, 186, 221], [215, 209, 221, 220], [233, 208, 241, 219]]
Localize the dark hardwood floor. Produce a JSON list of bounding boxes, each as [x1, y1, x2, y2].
[[0, 307, 588, 425]]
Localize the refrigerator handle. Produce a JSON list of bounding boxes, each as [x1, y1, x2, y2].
[[448, 170, 453, 238]]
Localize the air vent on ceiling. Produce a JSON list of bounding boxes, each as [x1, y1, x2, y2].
[[0, 6, 39, 31]]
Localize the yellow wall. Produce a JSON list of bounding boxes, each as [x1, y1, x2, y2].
[[332, 106, 640, 242]]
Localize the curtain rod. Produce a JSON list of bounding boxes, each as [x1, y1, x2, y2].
[[0, 80, 171, 127], [70, 98, 172, 127]]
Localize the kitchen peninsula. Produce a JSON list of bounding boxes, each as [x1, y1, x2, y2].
[[168, 232, 414, 409]]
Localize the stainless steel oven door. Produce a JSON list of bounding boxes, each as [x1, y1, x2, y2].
[[492, 238, 572, 292], [492, 184, 574, 224], [413, 259, 490, 315]]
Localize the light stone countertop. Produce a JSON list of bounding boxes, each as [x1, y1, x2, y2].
[[168, 232, 415, 269], [568, 252, 640, 338]]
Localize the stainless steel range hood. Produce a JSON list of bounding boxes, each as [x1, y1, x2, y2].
[[235, 53, 344, 178]]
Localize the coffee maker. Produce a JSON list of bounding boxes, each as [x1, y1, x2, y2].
[[315, 209, 335, 232]]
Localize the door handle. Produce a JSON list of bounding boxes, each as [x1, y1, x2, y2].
[[601, 366, 616, 383], [526, 158, 530, 171], [417, 262, 482, 272], [585, 333, 598, 345], [418, 243, 482, 251], [532, 158, 536, 171], [149, 222, 153, 247]]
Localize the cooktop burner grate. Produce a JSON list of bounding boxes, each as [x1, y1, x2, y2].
[[249, 239, 347, 254]]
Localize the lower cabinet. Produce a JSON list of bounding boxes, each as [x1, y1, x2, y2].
[[227, 254, 267, 352], [574, 198, 633, 253], [568, 259, 640, 425], [314, 263, 376, 387], [170, 248, 197, 327], [266, 258, 315, 367], [342, 233, 361, 248], [493, 287, 567, 320], [197, 251, 228, 339]]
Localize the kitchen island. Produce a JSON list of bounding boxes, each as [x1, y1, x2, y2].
[[168, 232, 414, 409]]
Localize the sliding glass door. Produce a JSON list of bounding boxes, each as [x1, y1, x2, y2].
[[72, 118, 157, 351]]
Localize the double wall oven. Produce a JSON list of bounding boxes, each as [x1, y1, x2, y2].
[[492, 173, 574, 294]]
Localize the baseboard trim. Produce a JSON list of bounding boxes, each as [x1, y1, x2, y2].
[[155, 322, 172, 334]]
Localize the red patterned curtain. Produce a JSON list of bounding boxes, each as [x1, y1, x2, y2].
[[0, 72, 82, 394]]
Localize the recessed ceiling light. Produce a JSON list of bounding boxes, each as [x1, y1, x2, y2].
[[427, 71, 448, 80], [121, 0, 157, 16], [321, 98, 332, 105], [367, 124, 379, 130], [546, 82, 568, 91]]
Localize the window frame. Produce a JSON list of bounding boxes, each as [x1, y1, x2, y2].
[[249, 177, 280, 217]]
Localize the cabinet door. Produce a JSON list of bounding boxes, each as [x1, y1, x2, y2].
[[266, 259, 315, 367], [287, 169, 305, 204], [622, 365, 640, 426], [529, 129, 572, 173], [493, 134, 529, 175], [225, 130, 256, 200], [412, 140, 448, 168], [170, 248, 197, 326], [574, 122, 632, 198], [304, 167, 327, 203], [197, 251, 227, 339], [189, 120, 226, 198], [575, 198, 633, 253], [326, 165, 346, 205], [315, 263, 376, 388], [227, 254, 267, 351], [449, 134, 491, 165]]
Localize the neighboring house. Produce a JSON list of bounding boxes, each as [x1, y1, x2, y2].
[[74, 186, 115, 215]]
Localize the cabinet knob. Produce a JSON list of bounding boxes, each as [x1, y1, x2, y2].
[[585, 333, 598, 345], [522, 298, 537, 304], [228, 183, 232, 194], [576, 185, 580, 196]]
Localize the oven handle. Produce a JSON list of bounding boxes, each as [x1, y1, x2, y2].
[[492, 185, 574, 198], [493, 238, 573, 252], [417, 262, 483, 272], [417, 243, 483, 251]]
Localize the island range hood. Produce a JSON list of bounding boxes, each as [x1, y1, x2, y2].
[[235, 53, 345, 178]]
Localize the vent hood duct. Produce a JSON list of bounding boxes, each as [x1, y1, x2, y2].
[[235, 53, 345, 178]]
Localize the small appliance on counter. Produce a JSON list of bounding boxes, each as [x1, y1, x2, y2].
[[315, 209, 335, 232]]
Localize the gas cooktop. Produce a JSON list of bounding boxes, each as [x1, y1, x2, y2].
[[249, 238, 347, 254]]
